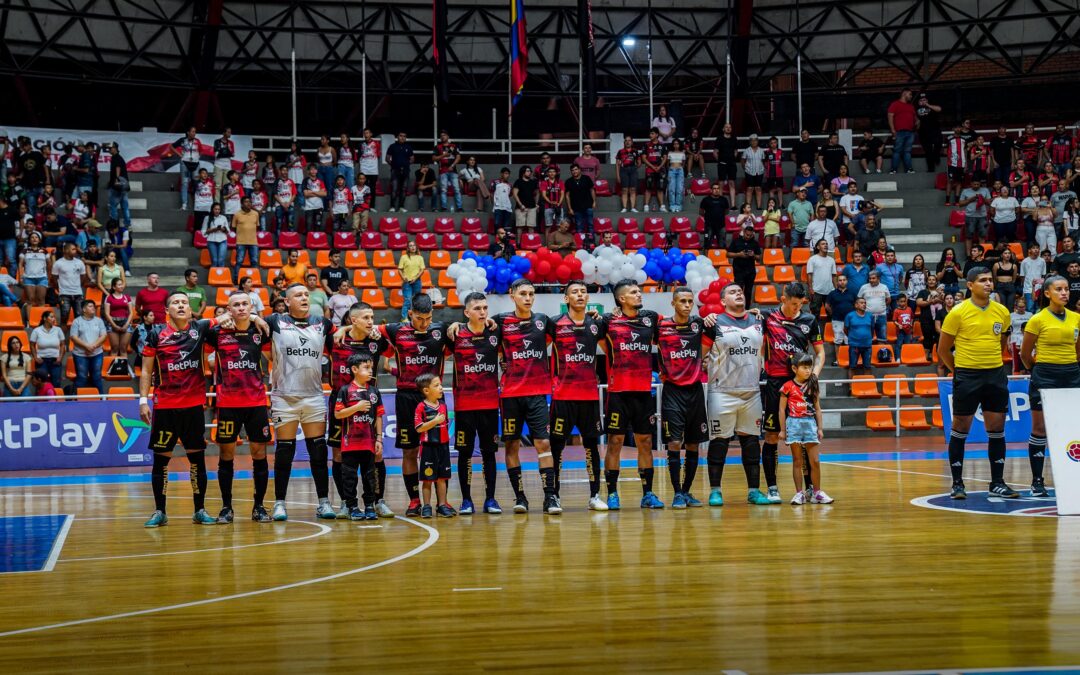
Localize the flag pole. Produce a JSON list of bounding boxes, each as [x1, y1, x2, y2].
[[508, 45, 513, 164], [578, 56, 584, 153], [361, 0, 367, 126]]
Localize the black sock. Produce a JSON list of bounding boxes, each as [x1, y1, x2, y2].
[[151, 452, 169, 512], [988, 431, 1006, 484], [403, 471, 420, 501], [218, 458, 234, 508], [273, 440, 297, 501], [605, 469, 620, 495], [458, 448, 474, 502], [375, 460, 387, 500], [948, 430, 967, 482], [1028, 435, 1047, 480], [550, 439, 565, 496], [540, 466, 556, 498], [305, 437, 329, 500], [707, 438, 730, 488], [667, 449, 682, 492], [738, 435, 762, 489], [332, 460, 345, 502], [682, 450, 699, 494], [584, 440, 601, 497], [481, 449, 498, 501], [507, 466, 525, 500], [639, 467, 654, 495], [341, 452, 360, 508], [358, 453, 377, 507], [762, 441, 778, 488], [188, 451, 208, 511], [252, 457, 269, 506]]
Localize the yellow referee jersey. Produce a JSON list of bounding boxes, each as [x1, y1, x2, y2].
[[940, 299, 1010, 369], [1024, 308, 1080, 365]]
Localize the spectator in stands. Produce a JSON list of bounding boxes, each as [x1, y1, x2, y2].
[[699, 182, 730, 250], [274, 165, 297, 230], [305, 273, 328, 320], [1007, 296, 1031, 374], [302, 164, 327, 232], [641, 129, 668, 213], [1019, 244, 1045, 307], [319, 249, 347, 294], [858, 270, 891, 342], [285, 141, 305, 197], [992, 248, 1018, 310], [1047, 123, 1075, 177], [790, 129, 818, 177], [200, 203, 231, 269], [0, 265, 19, 307], [192, 167, 215, 230], [131, 310, 154, 366], [786, 186, 813, 248], [842, 249, 870, 291], [460, 156, 490, 212], [385, 132, 414, 213], [71, 191, 102, 234], [806, 238, 837, 321], [826, 274, 856, 366], [212, 128, 234, 192], [336, 133, 356, 191], [261, 154, 278, 192], [887, 88, 916, 174], [805, 205, 839, 255], [398, 240, 426, 320], [106, 142, 131, 229], [0, 195, 18, 271], [83, 240, 103, 278], [944, 127, 967, 206], [37, 183, 59, 213], [1054, 236, 1080, 275], [2, 335, 31, 398], [1016, 124, 1044, 168], [326, 279, 356, 327], [414, 163, 436, 211], [222, 170, 244, 223], [762, 136, 784, 206], [434, 130, 463, 213], [232, 196, 259, 280], [269, 273, 287, 306], [990, 185, 1020, 242], [681, 129, 706, 179], [1062, 197, 1080, 240], [830, 164, 854, 196], [838, 182, 863, 239], [915, 274, 943, 360], [540, 166, 565, 228], [1067, 262, 1080, 308], [1009, 159, 1035, 200], [968, 135, 990, 183], [573, 143, 602, 182], [792, 163, 820, 206], [31, 368, 58, 399], [250, 178, 269, 230], [330, 175, 352, 231], [359, 128, 381, 204], [988, 126, 1017, 185], [280, 249, 307, 286], [1051, 179, 1075, 229], [914, 92, 943, 172], [905, 254, 928, 299], [876, 249, 905, 308], [728, 224, 762, 305], [857, 130, 884, 174], [817, 133, 848, 185], [958, 178, 991, 245], [171, 127, 202, 211], [615, 136, 641, 213], [236, 277, 264, 316], [96, 249, 125, 296], [487, 167, 513, 233], [844, 297, 874, 378], [40, 207, 74, 250], [315, 135, 337, 195], [350, 173, 372, 232], [1026, 186, 1057, 254], [713, 123, 739, 207], [892, 294, 915, 349], [272, 298, 286, 315], [104, 219, 131, 274], [488, 228, 516, 260], [762, 197, 782, 250], [546, 219, 576, 257], [735, 202, 755, 232], [652, 105, 676, 145], [19, 231, 50, 307], [70, 299, 107, 393], [29, 311, 63, 386], [936, 248, 961, 295], [1037, 162, 1059, 196], [961, 245, 986, 279], [135, 273, 168, 324], [52, 242, 86, 323], [512, 166, 539, 233], [666, 139, 687, 212], [179, 268, 207, 315], [103, 277, 134, 358], [17, 138, 52, 214], [740, 134, 764, 211], [241, 150, 259, 191]]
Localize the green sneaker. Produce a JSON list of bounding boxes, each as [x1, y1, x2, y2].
[[144, 510, 168, 528], [708, 488, 724, 507], [192, 509, 218, 525], [747, 489, 771, 505]]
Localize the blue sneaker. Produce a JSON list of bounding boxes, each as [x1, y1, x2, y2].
[[364, 506, 378, 520], [483, 498, 502, 514], [672, 493, 689, 509], [459, 499, 475, 515], [747, 489, 771, 505], [192, 509, 218, 525], [144, 510, 168, 528], [348, 507, 364, 521], [708, 488, 724, 506], [607, 492, 621, 511], [683, 493, 703, 508], [640, 492, 665, 509]]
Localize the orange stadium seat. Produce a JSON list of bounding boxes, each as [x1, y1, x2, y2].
[[900, 344, 931, 366], [260, 250, 283, 268], [836, 345, 850, 368], [372, 250, 397, 269], [27, 306, 57, 327], [428, 250, 451, 269], [762, 248, 786, 266], [754, 266, 769, 283], [102, 356, 131, 381], [899, 406, 932, 430], [913, 374, 939, 397], [850, 375, 881, 398], [707, 249, 728, 266], [352, 269, 377, 288], [932, 408, 944, 428], [207, 267, 234, 287], [381, 269, 403, 289], [388, 289, 405, 308], [0, 307, 23, 329], [790, 248, 811, 266], [445, 289, 463, 308], [754, 285, 779, 305], [236, 268, 263, 286], [772, 266, 796, 284], [360, 288, 387, 309], [865, 407, 897, 431], [344, 250, 368, 268], [76, 387, 102, 400], [882, 374, 913, 398]]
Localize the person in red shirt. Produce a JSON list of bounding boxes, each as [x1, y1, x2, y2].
[[1016, 124, 1045, 168], [1048, 123, 1076, 176], [414, 373, 455, 518], [887, 88, 916, 174], [615, 136, 641, 213], [539, 166, 565, 230], [778, 352, 832, 504], [891, 294, 915, 350], [641, 128, 668, 212], [135, 273, 169, 324], [333, 353, 385, 521], [31, 368, 58, 399]]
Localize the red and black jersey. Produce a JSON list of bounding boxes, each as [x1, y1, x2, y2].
[[144, 319, 214, 409], [781, 379, 817, 418], [763, 308, 822, 379], [764, 148, 784, 179], [206, 324, 267, 408], [330, 330, 390, 389], [616, 147, 640, 168], [448, 325, 500, 412], [539, 179, 564, 206], [275, 179, 296, 203], [657, 316, 715, 386], [642, 142, 666, 174], [969, 145, 989, 173], [1048, 134, 1075, 165], [1010, 170, 1035, 199], [1017, 134, 1044, 165], [494, 312, 552, 398], [415, 400, 449, 444], [434, 142, 460, 174], [549, 313, 605, 401], [602, 310, 659, 393], [384, 322, 448, 391], [1039, 172, 1059, 196], [336, 381, 384, 452]]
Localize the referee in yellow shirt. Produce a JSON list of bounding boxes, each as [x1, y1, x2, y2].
[[938, 267, 1017, 499], [1020, 275, 1080, 497]]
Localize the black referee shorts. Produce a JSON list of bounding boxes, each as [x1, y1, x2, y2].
[[501, 395, 550, 441], [761, 376, 790, 434], [1028, 363, 1080, 411], [550, 399, 602, 440], [605, 391, 656, 436], [149, 406, 207, 453], [661, 382, 709, 445], [952, 366, 1009, 417], [395, 389, 426, 450], [455, 409, 500, 454]]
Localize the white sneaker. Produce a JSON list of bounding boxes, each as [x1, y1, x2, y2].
[[315, 499, 337, 520], [620, 208, 628, 213], [643, 205, 650, 212], [659, 205, 668, 212], [374, 499, 395, 518], [631, 207, 639, 213], [588, 494, 610, 511], [811, 490, 834, 504], [271, 501, 288, 521], [399, 208, 408, 214], [790, 491, 806, 505], [335, 502, 349, 519], [766, 486, 782, 504]]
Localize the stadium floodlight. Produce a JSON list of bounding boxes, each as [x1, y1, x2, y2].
[[621, 36, 636, 47]]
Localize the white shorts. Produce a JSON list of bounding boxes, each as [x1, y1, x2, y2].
[[707, 390, 762, 439], [270, 394, 327, 427], [831, 320, 847, 345]]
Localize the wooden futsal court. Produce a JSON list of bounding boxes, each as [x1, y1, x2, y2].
[[1, 436, 1079, 674]]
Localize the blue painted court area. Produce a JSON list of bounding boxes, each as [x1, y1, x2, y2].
[[0, 515, 73, 573]]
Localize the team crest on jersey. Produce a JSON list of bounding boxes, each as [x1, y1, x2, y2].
[[992, 322, 1003, 335], [799, 324, 810, 334], [431, 329, 442, 341], [488, 335, 498, 346], [690, 323, 699, 333], [369, 393, 378, 403], [253, 334, 262, 345], [189, 329, 199, 339], [642, 317, 652, 327], [589, 324, 598, 335], [534, 320, 544, 331], [369, 342, 379, 352]]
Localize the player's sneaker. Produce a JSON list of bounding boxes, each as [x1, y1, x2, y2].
[[671, 493, 688, 509], [708, 488, 724, 506], [144, 510, 168, 528], [483, 498, 503, 514], [949, 481, 967, 499], [216, 507, 234, 524], [348, 506, 365, 521], [543, 495, 562, 515], [315, 499, 337, 520], [436, 504, 456, 518], [271, 501, 288, 521], [766, 486, 782, 504], [421, 504, 433, 518], [374, 499, 395, 518], [193, 509, 218, 525], [607, 492, 621, 510], [640, 492, 665, 509], [405, 498, 422, 517], [335, 502, 349, 519], [811, 490, 834, 504], [790, 491, 806, 505], [459, 499, 475, 515], [1031, 477, 1049, 497], [364, 506, 378, 520], [513, 497, 529, 513], [588, 494, 609, 511], [989, 482, 1020, 498], [251, 505, 271, 522], [684, 493, 703, 508], [747, 489, 771, 505]]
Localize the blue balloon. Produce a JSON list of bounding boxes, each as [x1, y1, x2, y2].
[[497, 268, 512, 283], [636, 248, 649, 257], [644, 263, 661, 280], [668, 247, 682, 259], [462, 251, 477, 261], [670, 265, 686, 282], [657, 256, 673, 272], [495, 258, 508, 269], [682, 253, 696, 265]]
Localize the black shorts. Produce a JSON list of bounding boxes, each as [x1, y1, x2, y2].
[[952, 366, 1009, 417], [661, 383, 709, 445], [420, 442, 451, 482], [645, 172, 666, 191], [971, 168, 988, 183], [501, 395, 550, 441], [1028, 363, 1080, 411], [606, 391, 656, 436], [761, 376, 790, 433], [947, 166, 966, 182], [149, 406, 207, 453], [216, 406, 272, 444], [764, 177, 784, 190], [550, 400, 602, 440], [455, 409, 500, 454], [395, 389, 426, 450], [619, 166, 639, 190], [745, 174, 763, 188], [716, 162, 738, 181]]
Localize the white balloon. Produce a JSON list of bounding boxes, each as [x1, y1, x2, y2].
[[575, 249, 591, 262], [632, 253, 647, 269], [633, 270, 648, 284], [461, 258, 477, 269], [619, 262, 635, 279], [581, 259, 596, 275], [447, 263, 462, 280], [475, 267, 487, 278], [583, 271, 596, 284], [686, 271, 701, 287], [596, 260, 613, 279]]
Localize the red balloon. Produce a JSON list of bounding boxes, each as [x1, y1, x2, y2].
[[555, 264, 572, 284], [537, 261, 552, 280], [697, 289, 710, 304], [706, 291, 721, 306], [537, 247, 551, 258], [567, 256, 583, 270], [708, 279, 724, 294]]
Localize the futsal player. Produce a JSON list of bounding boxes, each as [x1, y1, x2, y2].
[[1019, 275, 1080, 496], [601, 279, 663, 510], [656, 287, 714, 508], [207, 291, 273, 523], [704, 282, 770, 506], [760, 282, 824, 503], [549, 281, 608, 511], [333, 352, 384, 520], [328, 303, 393, 517], [446, 292, 502, 514], [140, 292, 234, 527], [937, 267, 1018, 499]]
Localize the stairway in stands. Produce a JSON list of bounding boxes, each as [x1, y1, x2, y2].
[[127, 173, 203, 288]]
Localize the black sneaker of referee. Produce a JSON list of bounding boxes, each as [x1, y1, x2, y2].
[[988, 482, 1020, 498], [949, 481, 967, 500]]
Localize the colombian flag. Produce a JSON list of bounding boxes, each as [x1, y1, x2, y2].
[[510, 0, 527, 107]]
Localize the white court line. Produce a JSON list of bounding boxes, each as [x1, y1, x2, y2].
[[827, 461, 1028, 487], [795, 666, 1080, 675], [0, 516, 439, 638], [41, 515, 73, 572], [452, 587, 502, 592]]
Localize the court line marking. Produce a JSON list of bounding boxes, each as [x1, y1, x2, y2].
[[41, 515, 73, 572], [795, 666, 1080, 675], [909, 494, 1058, 518], [452, 587, 502, 592], [827, 461, 1029, 487], [58, 520, 333, 562], [0, 515, 439, 638]]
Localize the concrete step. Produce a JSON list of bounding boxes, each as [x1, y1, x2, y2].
[[875, 198, 904, 208], [895, 251, 941, 265], [134, 237, 185, 249], [886, 233, 944, 245], [129, 181, 143, 192], [866, 181, 897, 192], [128, 198, 148, 210], [881, 218, 911, 230], [131, 218, 152, 233], [129, 256, 193, 268]]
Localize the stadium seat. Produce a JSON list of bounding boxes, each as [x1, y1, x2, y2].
[[882, 374, 913, 398], [27, 306, 56, 327], [707, 249, 728, 266], [948, 210, 966, 228], [388, 289, 405, 309], [436, 270, 454, 288], [76, 387, 102, 400], [236, 268, 263, 286], [445, 288, 463, 308], [1009, 243, 1023, 260], [208, 267, 234, 287], [900, 344, 931, 366], [215, 288, 234, 306], [387, 232, 409, 250], [677, 232, 701, 249], [593, 217, 613, 234], [763, 248, 786, 266], [433, 217, 456, 234], [754, 285, 779, 305], [360, 231, 383, 249], [372, 250, 397, 269], [865, 407, 897, 431], [381, 269, 403, 289], [623, 232, 647, 249], [343, 250, 368, 268], [836, 345, 850, 368], [193, 231, 208, 248], [359, 288, 387, 309], [278, 232, 301, 249], [468, 233, 491, 251], [0, 307, 22, 329], [593, 178, 612, 196], [260, 250, 283, 268], [460, 217, 483, 234], [899, 406, 932, 430], [725, 216, 740, 234], [931, 408, 944, 428], [226, 233, 237, 248], [110, 386, 135, 397], [695, 216, 706, 233], [872, 345, 899, 367], [617, 217, 639, 234], [772, 266, 796, 283], [850, 375, 881, 398], [315, 250, 332, 267], [406, 216, 429, 234], [102, 356, 131, 381], [689, 178, 711, 196], [913, 373, 939, 397], [779, 214, 792, 232], [754, 266, 769, 284], [519, 233, 542, 250], [824, 322, 835, 342], [352, 269, 377, 288], [669, 216, 691, 233], [643, 217, 665, 233], [443, 233, 464, 250], [606, 233, 623, 247], [428, 250, 451, 269], [333, 232, 357, 250], [886, 322, 898, 342], [415, 232, 439, 250], [378, 216, 401, 234], [647, 232, 667, 248], [306, 231, 330, 250], [256, 231, 275, 249], [65, 356, 76, 381], [718, 265, 733, 279], [790, 248, 811, 266]]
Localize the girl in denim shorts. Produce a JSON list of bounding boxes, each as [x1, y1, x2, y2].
[[779, 352, 833, 505]]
